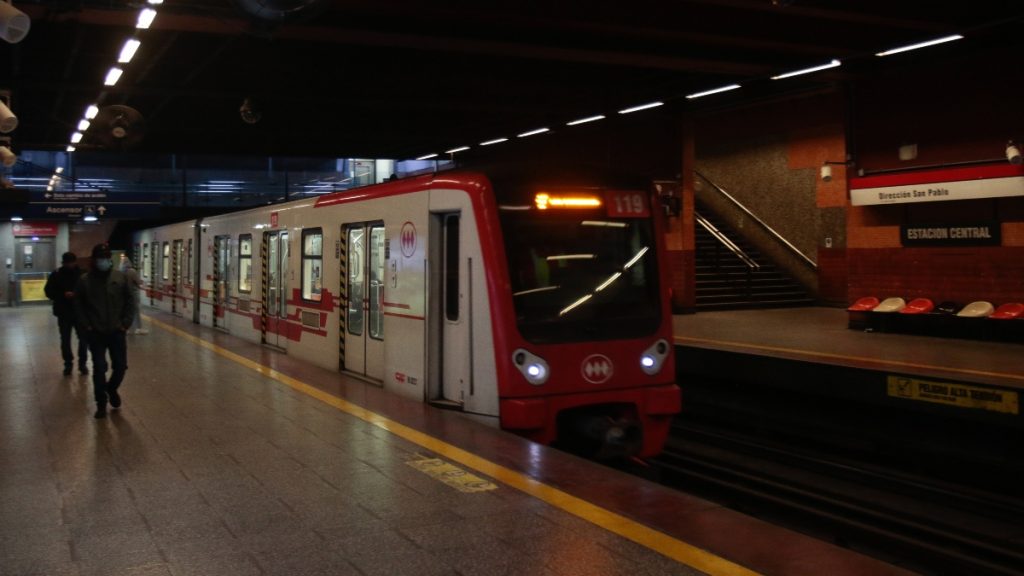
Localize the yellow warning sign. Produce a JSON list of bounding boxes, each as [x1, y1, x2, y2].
[[406, 457, 498, 493], [887, 375, 1019, 415]]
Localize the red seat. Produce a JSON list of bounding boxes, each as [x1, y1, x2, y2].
[[847, 296, 879, 311], [990, 302, 1024, 320], [900, 297, 934, 314]]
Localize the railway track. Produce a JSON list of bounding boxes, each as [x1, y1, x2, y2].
[[652, 421, 1024, 575]]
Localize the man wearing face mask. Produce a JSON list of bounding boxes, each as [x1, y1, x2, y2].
[[75, 243, 136, 419]]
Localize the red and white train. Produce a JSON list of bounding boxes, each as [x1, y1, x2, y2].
[[132, 166, 680, 458]]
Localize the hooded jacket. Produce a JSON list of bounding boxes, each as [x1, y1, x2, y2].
[[44, 265, 82, 319]]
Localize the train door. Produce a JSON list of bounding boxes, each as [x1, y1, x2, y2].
[[172, 239, 184, 316], [342, 222, 385, 381], [213, 235, 230, 331], [262, 230, 289, 348], [431, 212, 470, 406]]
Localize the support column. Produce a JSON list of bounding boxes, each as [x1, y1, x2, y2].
[[667, 115, 697, 313]]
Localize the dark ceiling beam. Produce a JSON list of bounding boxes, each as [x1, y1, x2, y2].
[[679, 0, 953, 31]]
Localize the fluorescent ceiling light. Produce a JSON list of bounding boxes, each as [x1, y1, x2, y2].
[[618, 101, 663, 114], [416, 153, 438, 160], [147, 0, 164, 4], [445, 146, 470, 154], [480, 137, 508, 146], [66, 145, 76, 152], [517, 128, 549, 137], [104, 67, 124, 86], [55, 166, 64, 173], [686, 84, 742, 99], [10, 216, 23, 221], [566, 114, 605, 126], [77, 119, 91, 131], [84, 215, 98, 222], [70, 132, 83, 143], [137, 8, 157, 29], [876, 34, 964, 57], [771, 59, 841, 80], [118, 39, 141, 63], [85, 104, 99, 119]]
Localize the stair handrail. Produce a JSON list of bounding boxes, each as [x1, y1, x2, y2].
[[695, 212, 760, 270], [695, 171, 818, 270]]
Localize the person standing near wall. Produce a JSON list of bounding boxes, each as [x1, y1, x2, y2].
[[120, 255, 147, 334], [44, 252, 89, 376], [75, 244, 135, 419]]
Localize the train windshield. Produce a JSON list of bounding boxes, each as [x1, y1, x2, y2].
[[499, 189, 661, 343]]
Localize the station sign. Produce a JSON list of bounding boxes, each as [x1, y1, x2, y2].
[[850, 164, 1024, 206], [11, 221, 58, 236], [900, 222, 1001, 247], [27, 189, 161, 220]]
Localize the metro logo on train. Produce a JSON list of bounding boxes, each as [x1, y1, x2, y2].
[[133, 167, 681, 458]]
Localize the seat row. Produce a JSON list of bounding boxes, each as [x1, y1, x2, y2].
[[847, 297, 1024, 342]]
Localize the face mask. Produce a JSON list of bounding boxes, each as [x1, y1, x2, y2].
[[95, 258, 113, 272]]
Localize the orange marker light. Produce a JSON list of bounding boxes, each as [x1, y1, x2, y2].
[[534, 193, 602, 210]]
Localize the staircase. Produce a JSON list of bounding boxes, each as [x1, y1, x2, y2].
[[695, 203, 814, 311]]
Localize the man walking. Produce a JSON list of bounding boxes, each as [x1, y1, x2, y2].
[[75, 243, 135, 419], [44, 252, 89, 375]]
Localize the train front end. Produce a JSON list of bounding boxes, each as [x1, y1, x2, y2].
[[491, 182, 680, 459]]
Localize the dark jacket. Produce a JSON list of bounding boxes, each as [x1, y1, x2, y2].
[[74, 269, 135, 334], [44, 266, 81, 319]]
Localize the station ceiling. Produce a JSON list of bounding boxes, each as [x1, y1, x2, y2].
[[3, 1, 1024, 161]]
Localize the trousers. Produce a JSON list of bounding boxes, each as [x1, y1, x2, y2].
[[86, 330, 128, 406], [57, 315, 88, 370]]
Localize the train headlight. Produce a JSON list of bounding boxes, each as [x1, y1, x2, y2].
[[639, 339, 670, 375], [513, 349, 550, 385]]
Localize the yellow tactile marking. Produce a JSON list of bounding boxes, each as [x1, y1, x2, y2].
[[675, 335, 1024, 383], [149, 315, 759, 576], [406, 456, 498, 493]]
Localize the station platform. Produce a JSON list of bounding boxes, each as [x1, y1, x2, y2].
[[0, 305, 913, 576]]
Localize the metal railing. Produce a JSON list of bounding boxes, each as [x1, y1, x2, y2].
[[695, 171, 818, 270]]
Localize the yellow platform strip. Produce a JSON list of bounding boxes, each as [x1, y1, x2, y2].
[[676, 335, 1024, 384], [148, 315, 758, 576]]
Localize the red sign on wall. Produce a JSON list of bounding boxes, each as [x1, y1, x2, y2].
[[270, 211, 279, 228], [11, 222, 59, 237]]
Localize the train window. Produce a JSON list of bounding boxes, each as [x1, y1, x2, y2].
[[347, 227, 363, 336], [444, 215, 460, 322], [369, 225, 385, 339], [162, 242, 170, 280], [302, 228, 323, 302], [173, 240, 183, 286], [185, 238, 193, 286], [142, 244, 149, 278], [500, 207, 661, 343], [238, 234, 253, 293]]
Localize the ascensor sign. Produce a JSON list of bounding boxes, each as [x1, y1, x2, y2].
[[849, 164, 1024, 206]]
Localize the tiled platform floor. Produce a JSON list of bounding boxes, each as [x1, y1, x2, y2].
[[1, 306, 913, 576]]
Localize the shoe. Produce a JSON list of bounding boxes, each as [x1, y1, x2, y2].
[[109, 390, 121, 409], [94, 406, 107, 419], [63, 366, 72, 376]]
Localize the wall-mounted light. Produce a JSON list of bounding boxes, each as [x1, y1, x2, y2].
[[1007, 140, 1022, 165], [0, 0, 30, 44], [821, 159, 854, 182]]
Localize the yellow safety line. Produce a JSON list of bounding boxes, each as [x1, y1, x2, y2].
[[148, 315, 759, 576], [675, 335, 1024, 383]]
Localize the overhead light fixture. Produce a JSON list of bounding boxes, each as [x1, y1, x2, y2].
[[104, 67, 123, 86], [480, 137, 507, 146], [10, 216, 23, 221], [686, 84, 741, 99], [83, 215, 98, 222], [415, 153, 437, 160], [66, 145, 76, 152], [0, 96, 16, 133], [70, 132, 83, 143], [0, 0, 30, 44], [566, 114, 605, 126], [146, 0, 164, 4], [136, 8, 157, 29], [771, 59, 841, 80], [1008, 141, 1022, 165], [77, 119, 91, 131], [445, 146, 470, 154], [55, 166, 64, 173], [876, 34, 963, 57], [85, 104, 99, 119], [517, 127, 549, 138], [118, 38, 141, 63], [618, 101, 663, 114]]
